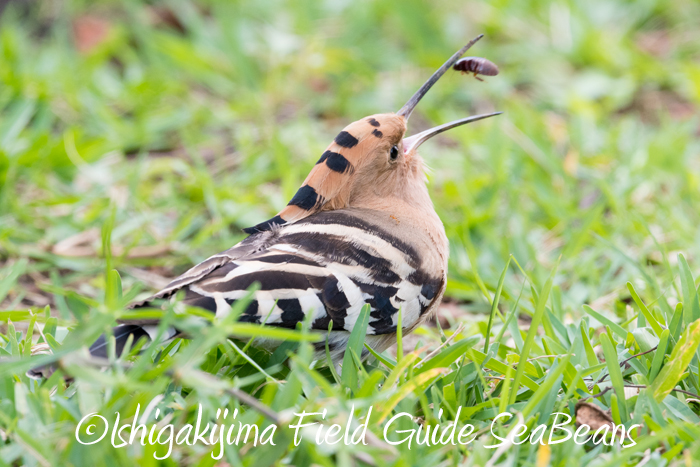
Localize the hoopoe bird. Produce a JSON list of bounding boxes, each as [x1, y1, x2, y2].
[[30, 36, 500, 378]]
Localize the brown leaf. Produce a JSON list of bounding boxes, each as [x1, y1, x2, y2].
[[575, 401, 614, 431]]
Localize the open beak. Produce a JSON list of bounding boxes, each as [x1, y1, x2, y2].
[[397, 34, 502, 153], [402, 111, 502, 153]]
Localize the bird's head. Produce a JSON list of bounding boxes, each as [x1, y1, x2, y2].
[[244, 35, 500, 234]]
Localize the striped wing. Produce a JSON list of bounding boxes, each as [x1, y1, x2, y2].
[[144, 211, 443, 335]]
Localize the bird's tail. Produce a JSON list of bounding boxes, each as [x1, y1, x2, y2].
[[87, 324, 179, 358], [27, 324, 179, 379]]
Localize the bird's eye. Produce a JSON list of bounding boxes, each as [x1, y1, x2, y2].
[[390, 145, 399, 161]]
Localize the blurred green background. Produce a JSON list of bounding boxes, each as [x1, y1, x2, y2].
[[1, 0, 699, 325], [3, 1, 700, 466]]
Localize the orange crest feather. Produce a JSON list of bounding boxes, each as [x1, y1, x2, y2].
[[243, 114, 405, 233]]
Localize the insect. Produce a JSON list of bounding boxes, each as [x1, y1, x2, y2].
[[29, 35, 501, 378], [453, 56, 499, 81]]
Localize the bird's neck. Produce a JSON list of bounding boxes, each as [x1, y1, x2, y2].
[[349, 175, 449, 266]]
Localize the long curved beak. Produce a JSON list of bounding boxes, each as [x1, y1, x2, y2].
[[402, 112, 502, 153], [397, 35, 502, 153]]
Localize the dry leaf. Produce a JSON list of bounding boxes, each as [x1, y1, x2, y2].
[[31, 343, 52, 357], [574, 401, 614, 431]]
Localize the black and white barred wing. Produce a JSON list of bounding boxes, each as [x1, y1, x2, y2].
[[146, 231, 277, 301], [161, 210, 444, 336]]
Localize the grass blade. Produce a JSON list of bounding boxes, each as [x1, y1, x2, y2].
[[600, 332, 628, 421], [521, 354, 571, 419], [509, 256, 560, 404], [649, 328, 670, 383], [341, 304, 371, 389], [364, 343, 396, 370], [484, 257, 511, 352], [627, 282, 664, 337], [417, 335, 479, 375], [0, 259, 28, 305], [467, 348, 540, 392], [582, 305, 628, 339], [678, 254, 700, 325]]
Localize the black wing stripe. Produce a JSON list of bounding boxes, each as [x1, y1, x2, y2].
[[179, 268, 438, 335], [158, 255, 231, 295], [199, 262, 239, 280], [248, 253, 320, 266], [296, 212, 419, 261], [276, 232, 402, 284], [204, 270, 325, 293], [243, 215, 287, 234], [182, 288, 218, 312]]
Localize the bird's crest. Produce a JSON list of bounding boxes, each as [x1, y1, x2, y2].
[[244, 34, 501, 235], [244, 113, 406, 233]]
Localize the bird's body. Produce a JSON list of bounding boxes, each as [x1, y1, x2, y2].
[[150, 207, 446, 358], [28, 36, 500, 379], [135, 113, 449, 360]]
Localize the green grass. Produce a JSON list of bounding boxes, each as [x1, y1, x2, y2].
[[2, 0, 700, 465]]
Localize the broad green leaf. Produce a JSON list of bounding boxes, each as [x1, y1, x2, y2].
[[0, 311, 46, 322], [341, 304, 371, 389], [610, 393, 622, 425], [649, 319, 700, 402]]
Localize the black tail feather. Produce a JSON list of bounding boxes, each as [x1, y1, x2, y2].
[[27, 324, 176, 380], [87, 324, 152, 359]]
